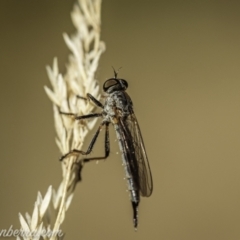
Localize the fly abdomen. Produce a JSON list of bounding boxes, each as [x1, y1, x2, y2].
[[113, 122, 140, 229]]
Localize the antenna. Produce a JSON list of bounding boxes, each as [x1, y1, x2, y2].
[[111, 66, 122, 78], [111, 66, 117, 78]]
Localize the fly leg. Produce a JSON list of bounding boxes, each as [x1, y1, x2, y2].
[[75, 113, 102, 120], [77, 93, 104, 109], [59, 93, 103, 117], [59, 111, 102, 119], [83, 122, 110, 162], [59, 121, 107, 161]]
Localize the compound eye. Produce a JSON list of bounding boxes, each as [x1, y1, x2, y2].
[[104, 79, 118, 88], [103, 79, 119, 91]]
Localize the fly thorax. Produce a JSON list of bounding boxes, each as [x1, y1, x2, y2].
[[103, 96, 116, 120], [113, 91, 133, 117]]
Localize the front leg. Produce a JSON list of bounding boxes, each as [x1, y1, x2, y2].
[[77, 93, 104, 109]]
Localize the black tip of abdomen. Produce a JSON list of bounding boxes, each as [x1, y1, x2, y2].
[[132, 201, 139, 230]]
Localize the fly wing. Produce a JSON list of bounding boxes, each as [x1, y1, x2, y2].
[[121, 114, 153, 197]]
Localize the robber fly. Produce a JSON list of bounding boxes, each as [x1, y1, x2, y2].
[[59, 69, 153, 230]]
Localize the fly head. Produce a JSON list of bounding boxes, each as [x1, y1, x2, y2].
[[103, 68, 128, 93]]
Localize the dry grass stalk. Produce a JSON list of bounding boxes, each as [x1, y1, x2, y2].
[[17, 0, 105, 239]]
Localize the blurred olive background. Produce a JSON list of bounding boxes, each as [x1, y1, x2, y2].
[[1, 0, 240, 239]]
